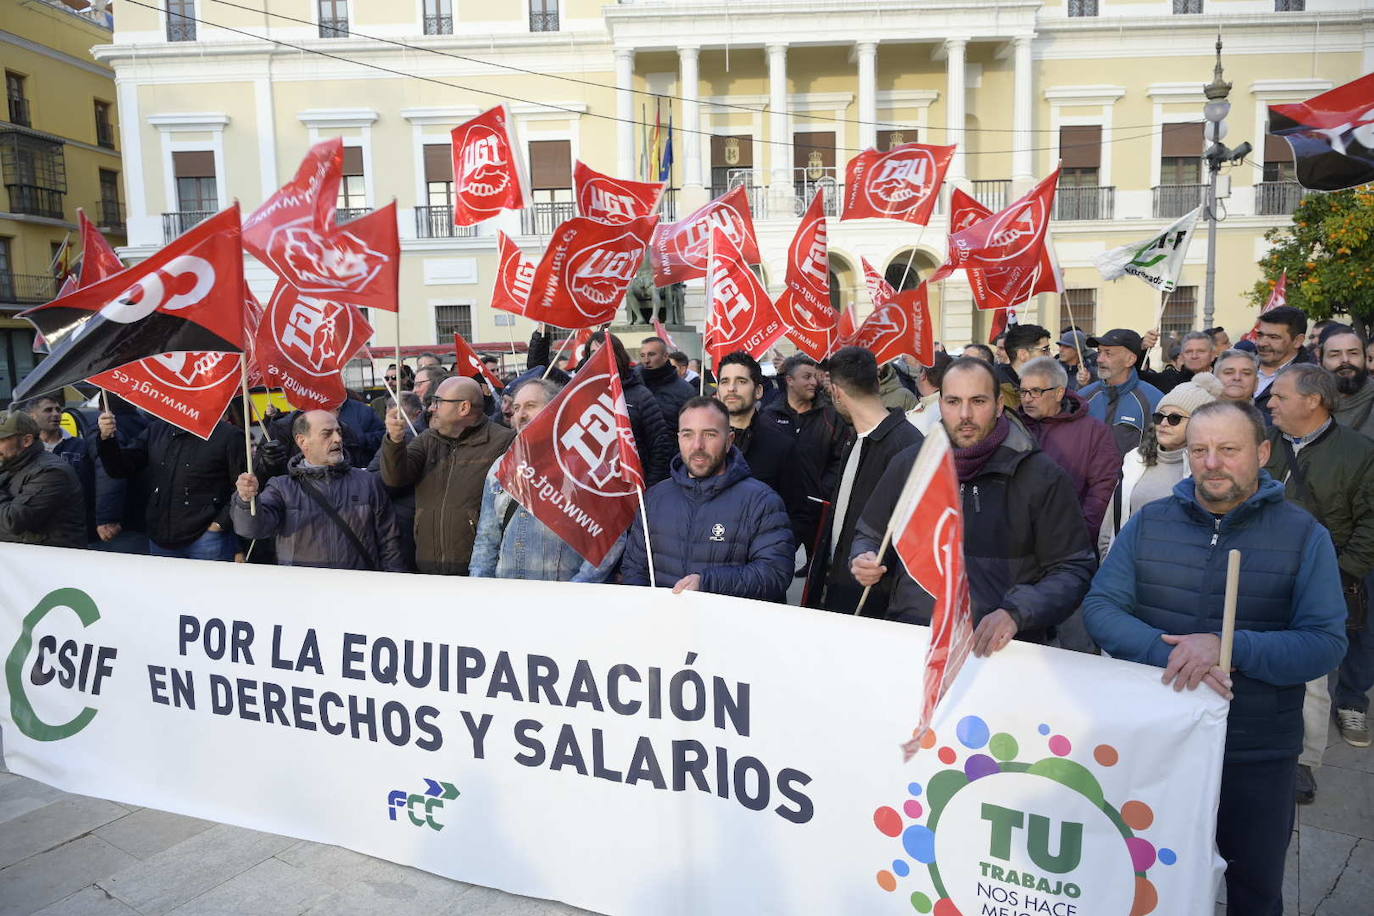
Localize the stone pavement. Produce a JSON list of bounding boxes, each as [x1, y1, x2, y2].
[[2, 713, 1371, 915]]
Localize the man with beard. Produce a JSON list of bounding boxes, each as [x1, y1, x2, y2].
[[1216, 349, 1261, 404], [1079, 328, 1164, 456], [622, 397, 794, 602], [1085, 399, 1346, 915], [1320, 325, 1374, 439], [0, 410, 84, 548], [232, 410, 404, 571], [715, 351, 793, 493], [1253, 305, 1313, 423], [638, 336, 696, 433]]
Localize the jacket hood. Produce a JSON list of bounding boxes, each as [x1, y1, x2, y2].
[[668, 446, 754, 498], [1172, 470, 1286, 529]]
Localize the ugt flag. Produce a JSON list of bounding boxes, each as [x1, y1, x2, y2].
[[649, 186, 760, 286], [705, 229, 788, 365], [454, 331, 503, 390], [451, 105, 532, 226], [850, 280, 934, 369], [841, 142, 955, 225], [932, 169, 1059, 283], [496, 341, 644, 567], [255, 202, 400, 313], [949, 188, 1061, 310], [573, 161, 665, 225], [492, 232, 535, 317], [526, 214, 658, 329], [243, 138, 342, 262], [1092, 206, 1201, 294], [775, 188, 838, 361], [1268, 72, 1374, 191], [253, 281, 373, 412], [16, 205, 246, 400]]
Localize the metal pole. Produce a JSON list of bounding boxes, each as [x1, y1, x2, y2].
[[1203, 159, 1220, 330]]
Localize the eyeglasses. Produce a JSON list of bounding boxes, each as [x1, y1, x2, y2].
[[1016, 386, 1061, 399], [431, 397, 469, 405], [1151, 411, 1190, 427], [1032, 345, 1052, 355]]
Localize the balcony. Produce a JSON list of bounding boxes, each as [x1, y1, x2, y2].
[[1255, 181, 1306, 216], [319, 17, 349, 38], [971, 179, 1011, 212], [7, 97, 30, 129], [1054, 186, 1115, 221], [423, 14, 452, 34], [335, 206, 370, 225], [96, 198, 125, 231], [1152, 183, 1206, 218], [5, 184, 64, 219], [162, 210, 215, 242], [711, 174, 768, 220], [166, 15, 195, 42], [529, 10, 559, 31], [0, 272, 60, 306], [413, 205, 477, 239], [521, 201, 576, 236], [659, 187, 677, 222]]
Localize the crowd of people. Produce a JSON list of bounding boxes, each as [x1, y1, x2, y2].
[[2, 307, 1373, 915]]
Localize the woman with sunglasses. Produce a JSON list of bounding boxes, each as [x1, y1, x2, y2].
[[1099, 373, 1223, 556]]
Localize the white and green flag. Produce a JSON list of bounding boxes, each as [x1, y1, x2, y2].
[[1093, 206, 1202, 292]]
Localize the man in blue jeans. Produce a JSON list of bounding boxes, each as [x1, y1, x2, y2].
[[1084, 399, 1346, 915]]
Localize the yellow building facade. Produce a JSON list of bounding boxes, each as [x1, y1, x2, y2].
[[95, 0, 1371, 366], [1, 0, 124, 401]]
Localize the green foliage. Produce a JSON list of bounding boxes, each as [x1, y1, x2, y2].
[[1250, 186, 1374, 335]]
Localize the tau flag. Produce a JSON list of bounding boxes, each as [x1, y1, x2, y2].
[[15, 205, 246, 400], [649, 186, 760, 286], [526, 214, 658, 329], [1268, 73, 1374, 191], [256, 202, 400, 312], [451, 105, 532, 226], [254, 281, 373, 411], [705, 229, 788, 364], [574, 161, 665, 224], [775, 189, 838, 361], [454, 331, 503, 389], [243, 138, 342, 262], [841, 142, 955, 225], [1092, 206, 1201, 294], [496, 342, 644, 566], [949, 189, 1060, 310], [492, 232, 535, 317]]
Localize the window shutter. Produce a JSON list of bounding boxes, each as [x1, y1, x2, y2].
[[1059, 125, 1102, 169], [172, 150, 215, 178]]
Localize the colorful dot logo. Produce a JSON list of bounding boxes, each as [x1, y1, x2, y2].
[[870, 715, 1179, 915]]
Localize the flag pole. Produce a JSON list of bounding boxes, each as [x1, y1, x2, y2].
[[1219, 549, 1241, 672], [238, 354, 257, 517], [542, 330, 574, 380], [1150, 288, 1173, 370], [702, 231, 715, 397], [393, 310, 404, 413], [852, 431, 939, 615], [800, 497, 833, 608], [637, 485, 657, 589], [1060, 290, 1087, 376], [380, 372, 417, 437], [505, 319, 517, 356]]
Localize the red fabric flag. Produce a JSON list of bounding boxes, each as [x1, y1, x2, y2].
[[1244, 270, 1288, 343], [90, 350, 245, 440], [862, 256, 898, 308], [988, 307, 1011, 345], [256, 202, 400, 312], [649, 186, 760, 286], [78, 209, 123, 286], [496, 341, 644, 567], [775, 189, 838, 360], [573, 161, 665, 224], [652, 317, 679, 353], [841, 142, 956, 225], [1268, 72, 1374, 191], [450, 104, 532, 226], [851, 283, 934, 368], [526, 214, 658, 329], [492, 231, 535, 317], [16, 205, 247, 400], [705, 229, 788, 364], [933, 170, 1060, 285], [947, 188, 1059, 311], [243, 139, 342, 262], [254, 281, 373, 411], [833, 301, 860, 353], [889, 428, 975, 762], [454, 331, 504, 389], [563, 327, 595, 371]]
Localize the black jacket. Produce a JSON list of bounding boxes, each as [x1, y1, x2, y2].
[[98, 418, 246, 549], [622, 372, 674, 486], [852, 420, 1097, 642], [638, 362, 697, 433], [1138, 364, 1194, 395], [0, 438, 85, 548], [1254, 347, 1315, 424], [761, 395, 852, 544], [806, 409, 924, 615], [730, 409, 794, 494]]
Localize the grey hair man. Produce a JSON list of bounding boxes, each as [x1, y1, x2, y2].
[[1215, 349, 1261, 404]]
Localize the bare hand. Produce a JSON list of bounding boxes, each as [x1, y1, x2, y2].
[[96, 523, 121, 542], [207, 522, 223, 533], [385, 406, 407, 443], [1160, 633, 1231, 698], [98, 411, 117, 440], [233, 552, 246, 564], [1142, 328, 1160, 351], [850, 551, 887, 587], [972, 609, 1018, 658], [672, 574, 701, 594], [235, 473, 259, 503], [1077, 366, 1091, 387]]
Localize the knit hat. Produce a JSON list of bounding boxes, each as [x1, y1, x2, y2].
[[1157, 372, 1223, 416]]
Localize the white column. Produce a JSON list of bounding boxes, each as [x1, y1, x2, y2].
[[1012, 36, 1035, 193], [856, 41, 878, 151], [616, 49, 635, 180], [678, 45, 703, 191], [945, 38, 968, 182], [767, 42, 791, 214]]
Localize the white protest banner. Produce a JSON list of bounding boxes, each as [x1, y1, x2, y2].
[[1093, 206, 1202, 293], [0, 545, 1226, 915]]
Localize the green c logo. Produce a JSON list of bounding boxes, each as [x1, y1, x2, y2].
[[5, 588, 101, 741]]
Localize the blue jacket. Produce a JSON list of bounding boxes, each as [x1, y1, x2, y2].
[[1084, 473, 1347, 762], [1079, 370, 1163, 455], [623, 448, 795, 602], [469, 458, 623, 582]]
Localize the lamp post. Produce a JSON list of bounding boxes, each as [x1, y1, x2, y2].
[[1201, 35, 1252, 329]]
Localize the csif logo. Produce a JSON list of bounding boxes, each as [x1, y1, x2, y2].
[[5, 588, 116, 742], [387, 778, 460, 832]]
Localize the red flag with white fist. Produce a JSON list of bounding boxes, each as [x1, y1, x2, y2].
[[948, 188, 1059, 311], [255, 202, 400, 313], [841, 142, 955, 225], [450, 105, 532, 227], [526, 214, 658, 329], [243, 138, 343, 261], [705, 229, 789, 364], [649, 185, 760, 286], [933, 170, 1060, 283], [775, 189, 838, 361]]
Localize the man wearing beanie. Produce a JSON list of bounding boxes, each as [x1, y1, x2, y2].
[[1080, 328, 1164, 456]]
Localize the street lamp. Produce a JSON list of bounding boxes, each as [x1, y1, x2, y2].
[[1201, 35, 1253, 329]]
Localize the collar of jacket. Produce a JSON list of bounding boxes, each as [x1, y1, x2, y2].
[[430, 415, 491, 445], [1172, 471, 1286, 531], [1103, 369, 1142, 398], [1038, 388, 1088, 426], [287, 454, 351, 480], [639, 362, 682, 388], [870, 407, 915, 443], [668, 445, 752, 497], [0, 437, 44, 474]]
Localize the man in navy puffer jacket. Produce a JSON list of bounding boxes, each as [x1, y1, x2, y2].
[[1084, 399, 1346, 916], [623, 397, 794, 602]]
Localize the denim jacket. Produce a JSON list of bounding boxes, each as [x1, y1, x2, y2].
[[469, 459, 623, 582]]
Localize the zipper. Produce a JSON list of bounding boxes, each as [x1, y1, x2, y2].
[[972, 485, 982, 514], [1209, 516, 1221, 548]]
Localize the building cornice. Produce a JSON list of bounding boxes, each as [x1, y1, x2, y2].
[[147, 113, 230, 132]]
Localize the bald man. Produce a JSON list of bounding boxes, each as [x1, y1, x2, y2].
[[382, 376, 515, 575], [232, 410, 403, 571]]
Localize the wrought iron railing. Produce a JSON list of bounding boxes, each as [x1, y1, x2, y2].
[[96, 198, 125, 231], [165, 12, 195, 42], [413, 205, 477, 238], [1255, 181, 1305, 216], [334, 206, 371, 225], [529, 10, 559, 31], [520, 201, 575, 236], [0, 272, 59, 305], [162, 209, 215, 242], [319, 16, 349, 38], [1152, 183, 1206, 218], [971, 179, 1011, 212], [423, 14, 453, 35], [1054, 186, 1115, 221], [96, 119, 115, 149], [5, 184, 63, 219]]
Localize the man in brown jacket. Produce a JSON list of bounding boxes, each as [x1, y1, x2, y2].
[[382, 376, 514, 575]]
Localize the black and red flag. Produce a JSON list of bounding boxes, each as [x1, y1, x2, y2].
[[1268, 73, 1374, 192]]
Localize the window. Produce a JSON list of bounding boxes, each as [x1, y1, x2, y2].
[[423, 0, 453, 35], [6, 72, 29, 128], [1275, 0, 1304, 8], [1154, 122, 1204, 216], [434, 304, 472, 344], [173, 150, 217, 212], [524, 140, 574, 234], [99, 168, 123, 228], [94, 101, 115, 149], [0, 129, 67, 219], [1258, 132, 1301, 215], [1161, 286, 1197, 337], [710, 134, 753, 198], [1068, 0, 1098, 16], [1060, 289, 1097, 337], [337, 146, 366, 218], [1057, 126, 1110, 219], [530, 0, 559, 33], [1172, 0, 1202, 12], [166, 0, 196, 42], [318, 0, 349, 38], [424, 143, 453, 209]]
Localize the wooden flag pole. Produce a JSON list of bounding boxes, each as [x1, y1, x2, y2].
[[853, 526, 894, 617], [542, 331, 574, 380], [238, 355, 257, 517], [393, 310, 404, 411], [1059, 289, 1087, 373], [1219, 549, 1241, 673], [637, 485, 656, 588], [1149, 288, 1174, 371], [100, 388, 110, 416]]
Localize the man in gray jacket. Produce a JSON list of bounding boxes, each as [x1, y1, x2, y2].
[[233, 410, 404, 572]]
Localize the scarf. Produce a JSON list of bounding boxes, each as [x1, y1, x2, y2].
[[953, 415, 1010, 482]]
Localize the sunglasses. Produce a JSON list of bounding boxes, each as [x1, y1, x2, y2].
[[1151, 411, 1189, 427]]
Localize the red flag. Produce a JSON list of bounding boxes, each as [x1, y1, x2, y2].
[[1268, 73, 1374, 191], [256, 202, 400, 312], [254, 281, 373, 411], [573, 161, 665, 224], [492, 231, 535, 317], [454, 331, 504, 389], [889, 428, 975, 762], [705, 230, 788, 364], [988, 307, 1010, 345], [496, 341, 644, 566], [948, 188, 1059, 311], [649, 186, 760, 286], [450, 104, 532, 226], [933, 170, 1060, 285], [243, 139, 342, 262], [1244, 270, 1288, 343], [526, 214, 658, 329], [564, 327, 597, 372], [16, 205, 247, 399], [841, 142, 956, 225], [652, 317, 679, 353], [775, 189, 838, 360], [851, 283, 934, 368], [78, 209, 123, 286], [90, 350, 244, 440]]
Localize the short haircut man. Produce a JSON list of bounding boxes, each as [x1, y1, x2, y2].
[[825, 346, 881, 399], [963, 343, 994, 363], [1002, 323, 1051, 371]]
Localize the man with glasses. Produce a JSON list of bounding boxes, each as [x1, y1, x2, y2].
[[370, 364, 414, 419], [381, 376, 514, 575], [995, 323, 1053, 409]]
